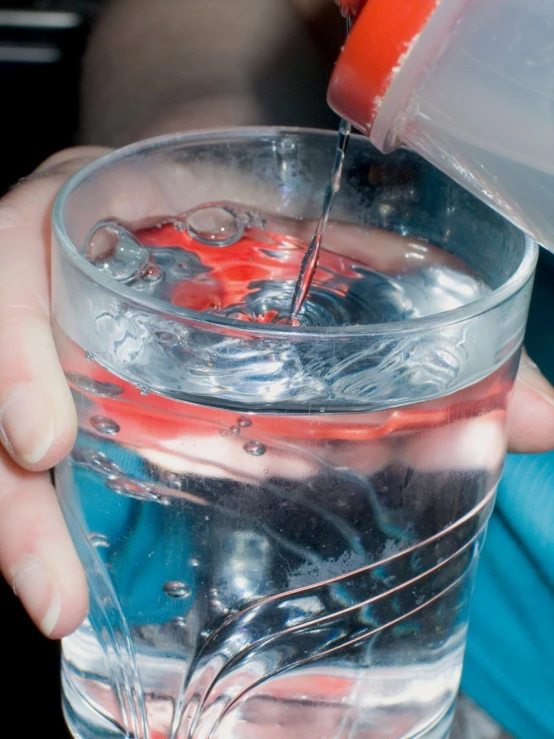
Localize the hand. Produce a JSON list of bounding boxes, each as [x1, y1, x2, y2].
[[0, 147, 110, 638], [1, 147, 554, 641]]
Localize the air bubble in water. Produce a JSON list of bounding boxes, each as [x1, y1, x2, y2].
[[89, 533, 110, 548], [137, 383, 149, 396], [172, 219, 187, 232], [108, 476, 168, 504], [85, 351, 95, 362], [72, 447, 122, 478], [84, 221, 150, 282], [154, 330, 179, 347], [238, 417, 252, 428], [66, 372, 124, 398], [91, 415, 120, 435], [379, 203, 395, 219], [184, 204, 245, 246], [163, 581, 191, 599], [243, 440, 266, 456], [189, 558, 200, 568], [141, 263, 163, 283], [229, 425, 240, 435]]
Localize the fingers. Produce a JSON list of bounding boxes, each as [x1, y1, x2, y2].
[[0, 449, 88, 637], [507, 351, 554, 453], [0, 146, 110, 470], [0, 147, 109, 636]]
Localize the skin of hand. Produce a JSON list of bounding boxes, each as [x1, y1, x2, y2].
[[1, 0, 554, 641], [0, 147, 109, 637]]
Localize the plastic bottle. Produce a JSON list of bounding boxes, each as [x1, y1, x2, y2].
[[329, 0, 554, 250]]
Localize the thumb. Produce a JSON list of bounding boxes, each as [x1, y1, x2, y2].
[[507, 350, 554, 453]]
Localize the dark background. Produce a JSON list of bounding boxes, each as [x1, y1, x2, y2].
[[0, 0, 101, 191], [1, 3, 553, 738]]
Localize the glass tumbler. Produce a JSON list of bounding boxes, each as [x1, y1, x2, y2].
[[51, 128, 537, 739]]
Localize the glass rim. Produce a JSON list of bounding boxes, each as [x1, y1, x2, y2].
[[52, 126, 539, 339]]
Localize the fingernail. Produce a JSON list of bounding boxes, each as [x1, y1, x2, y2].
[[0, 384, 53, 465], [518, 352, 554, 407], [12, 556, 61, 637]]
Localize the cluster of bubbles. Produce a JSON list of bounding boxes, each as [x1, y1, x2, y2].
[[71, 446, 168, 505], [83, 203, 263, 287]]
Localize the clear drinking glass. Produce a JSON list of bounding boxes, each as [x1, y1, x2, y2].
[[51, 128, 537, 739]]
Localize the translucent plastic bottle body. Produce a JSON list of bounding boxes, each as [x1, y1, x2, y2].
[[330, 0, 554, 250]]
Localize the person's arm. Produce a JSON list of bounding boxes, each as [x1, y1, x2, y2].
[[80, 0, 341, 146]]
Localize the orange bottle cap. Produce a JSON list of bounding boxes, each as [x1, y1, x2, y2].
[[328, 0, 442, 136]]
